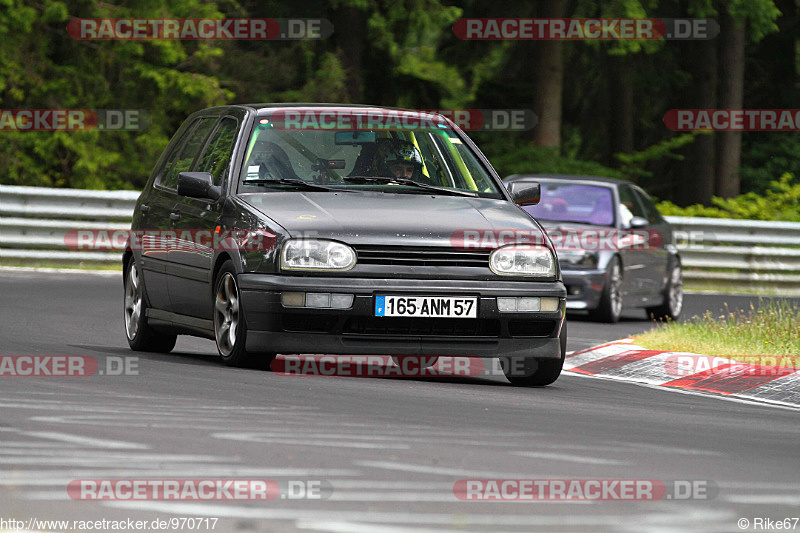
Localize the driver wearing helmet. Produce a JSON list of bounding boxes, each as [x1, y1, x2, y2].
[[377, 138, 426, 182]]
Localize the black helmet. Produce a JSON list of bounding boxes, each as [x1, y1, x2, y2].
[[377, 138, 423, 179]]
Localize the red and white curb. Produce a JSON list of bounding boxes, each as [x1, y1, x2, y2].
[[564, 338, 800, 408]]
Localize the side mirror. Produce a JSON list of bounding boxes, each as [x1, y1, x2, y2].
[[177, 172, 221, 201], [629, 216, 649, 228], [508, 181, 541, 206]]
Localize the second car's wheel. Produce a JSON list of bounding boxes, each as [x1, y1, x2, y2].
[[647, 262, 683, 322], [588, 257, 623, 323], [391, 356, 439, 374], [123, 256, 177, 353], [213, 260, 276, 368], [502, 321, 567, 387]]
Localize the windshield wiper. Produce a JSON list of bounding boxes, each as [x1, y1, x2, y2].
[[242, 178, 351, 192], [342, 176, 478, 197]]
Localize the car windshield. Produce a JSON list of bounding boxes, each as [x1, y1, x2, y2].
[[522, 183, 615, 226], [238, 112, 504, 199]]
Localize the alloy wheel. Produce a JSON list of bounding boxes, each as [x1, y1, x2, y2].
[[124, 262, 142, 340], [214, 273, 240, 356]]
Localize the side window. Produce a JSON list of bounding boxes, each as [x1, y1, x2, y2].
[[453, 142, 495, 192], [160, 118, 216, 189], [618, 185, 647, 227], [633, 187, 661, 224], [197, 118, 238, 186], [154, 122, 195, 188]]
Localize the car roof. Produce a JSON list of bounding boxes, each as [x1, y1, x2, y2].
[[248, 103, 386, 110], [199, 103, 445, 116], [505, 173, 630, 187]]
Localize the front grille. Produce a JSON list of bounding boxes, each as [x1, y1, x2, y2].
[[343, 317, 501, 337], [354, 245, 491, 268]]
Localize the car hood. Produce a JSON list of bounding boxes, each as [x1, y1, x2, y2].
[[239, 191, 548, 247], [534, 220, 610, 231], [533, 220, 613, 252]]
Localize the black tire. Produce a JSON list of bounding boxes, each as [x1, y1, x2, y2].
[[213, 260, 276, 368], [502, 321, 567, 387], [647, 261, 683, 322], [123, 256, 177, 353], [391, 356, 439, 373], [588, 256, 623, 323]]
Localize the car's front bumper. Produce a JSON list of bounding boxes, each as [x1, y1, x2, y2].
[[238, 274, 566, 359], [562, 269, 607, 311]]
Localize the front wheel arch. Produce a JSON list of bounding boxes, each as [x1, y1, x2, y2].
[[212, 259, 275, 368], [122, 249, 134, 287]]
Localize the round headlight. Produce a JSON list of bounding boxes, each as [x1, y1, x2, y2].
[[557, 250, 599, 267], [281, 239, 356, 271], [489, 244, 555, 277]]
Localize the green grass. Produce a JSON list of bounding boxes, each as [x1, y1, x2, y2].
[[635, 300, 800, 363]]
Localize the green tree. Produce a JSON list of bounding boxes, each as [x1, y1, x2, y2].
[[715, 0, 781, 198], [0, 0, 231, 189]]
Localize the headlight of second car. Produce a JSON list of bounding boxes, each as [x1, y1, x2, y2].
[[489, 244, 555, 277], [557, 250, 599, 268], [281, 239, 356, 271]]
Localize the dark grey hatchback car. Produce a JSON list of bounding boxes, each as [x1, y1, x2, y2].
[[124, 104, 567, 386]]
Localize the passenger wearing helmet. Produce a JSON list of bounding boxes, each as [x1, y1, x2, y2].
[[377, 138, 426, 182]]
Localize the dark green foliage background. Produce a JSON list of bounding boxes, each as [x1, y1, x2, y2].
[[0, 0, 797, 219]]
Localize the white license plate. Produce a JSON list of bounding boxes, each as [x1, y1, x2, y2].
[[375, 296, 477, 318]]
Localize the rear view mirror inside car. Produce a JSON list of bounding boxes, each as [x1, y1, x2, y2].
[[335, 131, 376, 145], [318, 159, 346, 170]]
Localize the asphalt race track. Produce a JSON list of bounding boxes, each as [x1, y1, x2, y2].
[[0, 269, 798, 533]]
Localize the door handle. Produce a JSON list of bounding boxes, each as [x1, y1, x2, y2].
[[169, 212, 182, 222], [139, 204, 150, 213]]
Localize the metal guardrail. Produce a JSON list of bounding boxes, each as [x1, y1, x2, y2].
[[0, 185, 135, 265], [665, 216, 800, 295], [0, 184, 139, 220], [0, 185, 799, 294]]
